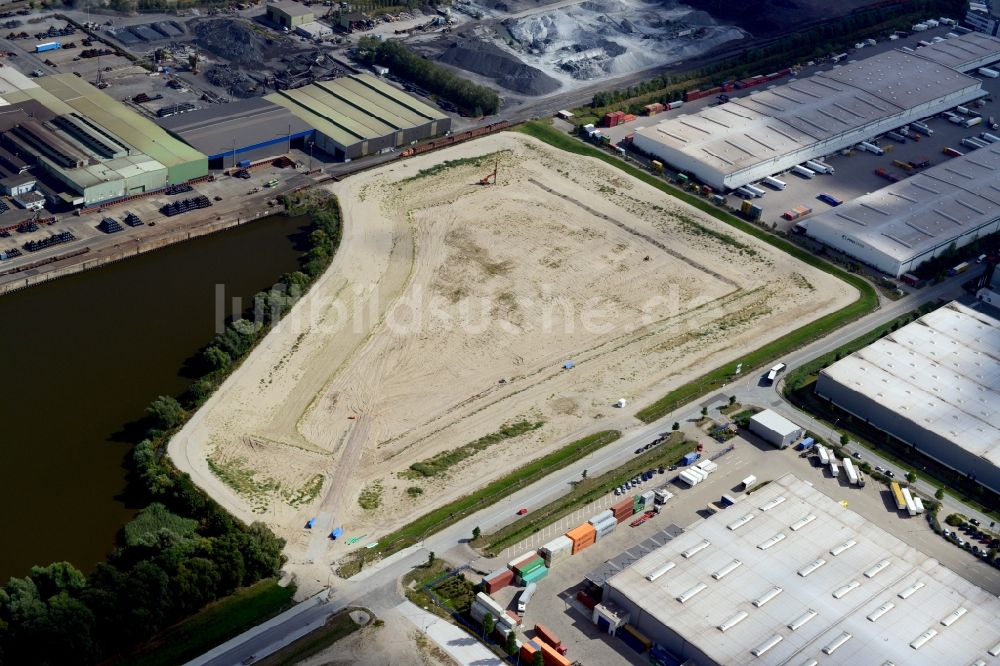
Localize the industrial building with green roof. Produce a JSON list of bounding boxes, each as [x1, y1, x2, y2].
[[265, 73, 450, 160]]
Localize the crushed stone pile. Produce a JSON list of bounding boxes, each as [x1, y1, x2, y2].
[[193, 19, 273, 69], [438, 37, 560, 96]]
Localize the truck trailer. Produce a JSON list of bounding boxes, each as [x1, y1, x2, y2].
[[843, 458, 859, 485], [791, 164, 815, 178], [762, 176, 786, 190], [517, 582, 537, 613], [901, 487, 917, 517]]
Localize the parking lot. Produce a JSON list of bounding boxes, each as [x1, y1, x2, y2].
[[485, 423, 1000, 665]]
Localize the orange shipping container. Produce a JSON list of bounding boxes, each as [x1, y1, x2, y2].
[[572, 535, 595, 554], [538, 640, 572, 666], [534, 623, 563, 649], [520, 640, 541, 662], [565, 523, 596, 543]]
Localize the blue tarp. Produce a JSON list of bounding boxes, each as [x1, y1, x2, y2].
[[563, 361, 575, 369], [330, 526, 344, 540], [305, 518, 315, 529]]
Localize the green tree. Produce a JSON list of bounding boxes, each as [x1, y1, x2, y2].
[[30, 562, 87, 600], [581, 469, 588, 480], [935, 487, 945, 500], [505, 630, 518, 655], [906, 472, 916, 484], [672, 422, 679, 431], [472, 526, 481, 540], [427, 551, 436, 568], [728, 395, 736, 406], [700, 406, 708, 417], [533, 649, 545, 666], [145, 395, 185, 432], [839, 433, 849, 446], [202, 345, 232, 372], [482, 612, 494, 637]]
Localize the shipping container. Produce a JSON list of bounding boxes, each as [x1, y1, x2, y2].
[[682, 452, 700, 465], [796, 436, 816, 451], [747, 204, 762, 221], [666, 100, 684, 110], [829, 462, 839, 478], [509, 551, 539, 570], [782, 209, 800, 221], [588, 510, 614, 526], [35, 41, 60, 52], [913, 496, 925, 514], [565, 523, 596, 553], [522, 564, 549, 585], [792, 205, 813, 217], [534, 623, 567, 654], [483, 568, 514, 593], [643, 102, 664, 115], [540, 535, 573, 566], [619, 624, 652, 653], [537, 640, 572, 666], [520, 639, 541, 663]]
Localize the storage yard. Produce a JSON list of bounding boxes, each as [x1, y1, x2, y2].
[[168, 132, 856, 565]]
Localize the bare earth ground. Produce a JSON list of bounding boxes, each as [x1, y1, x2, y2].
[[168, 133, 856, 593], [295, 609, 456, 666]]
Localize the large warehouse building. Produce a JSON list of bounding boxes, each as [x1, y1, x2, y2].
[[158, 97, 315, 169], [265, 74, 451, 160], [633, 45, 995, 190], [603, 474, 1000, 665], [799, 142, 1000, 276], [815, 302, 1000, 492], [0, 71, 206, 206]]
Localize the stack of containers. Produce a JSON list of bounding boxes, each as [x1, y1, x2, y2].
[[565, 523, 596, 554], [540, 535, 573, 567], [481, 568, 514, 594], [612, 497, 634, 523], [633, 494, 645, 514], [589, 510, 616, 541], [511, 552, 548, 585], [641, 490, 655, 509]]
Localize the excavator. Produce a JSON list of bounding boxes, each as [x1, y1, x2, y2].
[[479, 159, 498, 186]]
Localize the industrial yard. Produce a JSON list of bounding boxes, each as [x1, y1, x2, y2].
[[169, 131, 855, 575]]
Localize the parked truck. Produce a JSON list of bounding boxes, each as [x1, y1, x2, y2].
[[654, 488, 674, 505], [517, 582, 537, 613], [534, 623, 568, 655], [964, 116, 984, 128], [979, 67, 1000, 78], [741, 475, 757, 489], [858, 141, 885, 155], [804, 160, 833, 174], [911, 121, 933, 135], [744, 184, 766, 197], [762, 176, 786, 190], [35, 41, 60, 53], [817, 445, 830, 466]]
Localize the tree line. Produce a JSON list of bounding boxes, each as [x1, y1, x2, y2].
[[0, 197, 344, 665], [357, 38, 501, 116]]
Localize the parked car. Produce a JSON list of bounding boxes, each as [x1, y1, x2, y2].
[[516, 508, 528, 515], [970, 518, 982, 526]]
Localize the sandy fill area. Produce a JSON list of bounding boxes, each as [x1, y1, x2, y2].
[[169, 132, 856, 582]]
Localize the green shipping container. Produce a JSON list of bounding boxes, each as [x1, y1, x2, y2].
[[521, 565, 549, 584], [515, 557, 545, 575], [633, 495, 644, 512]]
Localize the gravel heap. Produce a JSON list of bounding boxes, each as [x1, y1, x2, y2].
[[193, 19, 272, 69], [205, 66, 259, 97], [437, 37, 560, 96]]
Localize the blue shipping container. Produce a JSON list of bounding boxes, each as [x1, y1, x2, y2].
[[682, 452, 700, 466], [35, 41, 60, 53], [238, 159, 251, 168]]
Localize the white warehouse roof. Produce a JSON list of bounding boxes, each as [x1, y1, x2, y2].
[[606, 474, 1000, 666], [800, 144, 1000, 277], [749, 409, 801, 437], [633, 49, 982, 189], [913, 31, 1000, 72], [817, 302, 1000, 464]]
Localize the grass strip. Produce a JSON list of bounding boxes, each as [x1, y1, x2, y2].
[[339, 430, 620, 576], [113, 579, 295, 666], [406, 420, 544, 478], [482, 432, 691, 553], [256, 609, 366, 666], [514, 122, 878, 423]]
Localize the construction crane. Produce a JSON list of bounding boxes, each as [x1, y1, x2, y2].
[[479, 159, 498, 186]]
